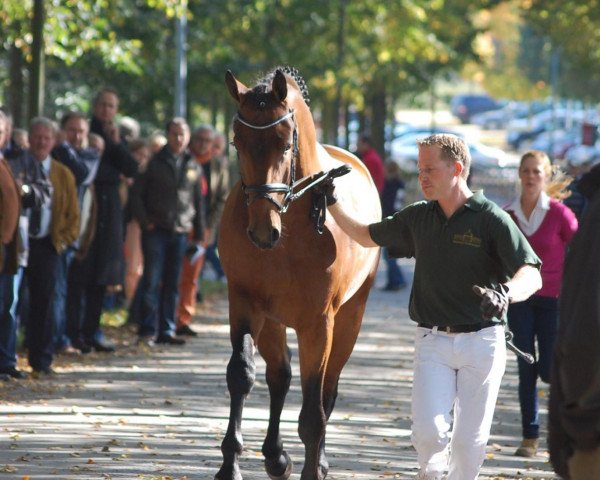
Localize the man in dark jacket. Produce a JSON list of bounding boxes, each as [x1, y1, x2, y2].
[[130, 117, 205, 346], [78, 88, 138, 353], [549, 163, 600, 479]]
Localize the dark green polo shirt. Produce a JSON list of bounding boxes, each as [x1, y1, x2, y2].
[[369, 191, 541, 327]]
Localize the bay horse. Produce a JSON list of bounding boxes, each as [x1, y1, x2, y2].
[[215, 67, 381, 480]]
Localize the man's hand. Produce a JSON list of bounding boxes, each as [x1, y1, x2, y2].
[[473, 284, 511, 320], [313, 175, 337, 206]]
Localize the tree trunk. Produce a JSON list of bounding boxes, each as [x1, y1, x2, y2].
[[369, 81, 387, 159], [28, 0, 46, 120], [8, 42, 25, 128]]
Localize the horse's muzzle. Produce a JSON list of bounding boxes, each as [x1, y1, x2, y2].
[[247, 226, 281, 249]]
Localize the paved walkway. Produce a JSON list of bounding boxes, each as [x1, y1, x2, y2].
[[0, 261, 557, 479]]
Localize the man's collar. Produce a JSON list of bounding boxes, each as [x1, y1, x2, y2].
[[464, 190, 486, 211]]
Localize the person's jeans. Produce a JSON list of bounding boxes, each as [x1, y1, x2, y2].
[[204, 239, 225, 280], [138, 228, 187, 338], [507, 295, 559, 439], [384, 247, 406, 288], [53, 246, 75, 349], [0, 266, 23, 369]]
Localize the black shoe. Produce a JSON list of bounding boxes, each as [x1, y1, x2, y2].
[[0, 366, 28, 379], [175, 325, 198, 337], [137, 336, 156, 347], [32, 367, 56, 378], [89, 339, 116, 352], [381, 283, 407, 292], [72, 339, 92, 354], [155, 335, 186, 345]]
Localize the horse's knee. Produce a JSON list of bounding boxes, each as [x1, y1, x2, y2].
[[266, 360, 292, 395], [227, 333, 256, 396]]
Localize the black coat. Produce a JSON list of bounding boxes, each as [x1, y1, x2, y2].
[[84, 117, 138, 286], [130, 145, 205, 242], [549, 163, 600, 477]]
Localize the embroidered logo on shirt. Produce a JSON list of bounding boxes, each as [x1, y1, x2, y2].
[[453, 229, 481, 247]]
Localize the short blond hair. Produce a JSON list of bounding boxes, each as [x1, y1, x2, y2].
[[418, 133, 471, 179]]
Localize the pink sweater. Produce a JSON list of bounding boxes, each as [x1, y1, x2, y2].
[[507, 200, 578, 297]]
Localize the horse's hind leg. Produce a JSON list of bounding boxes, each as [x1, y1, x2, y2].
[[257, 321, 293, 480], [320, 279, 373, 477], [215, 325, 256, 480]]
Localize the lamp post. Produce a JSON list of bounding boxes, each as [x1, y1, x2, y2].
[[174, 1, 188, 118]]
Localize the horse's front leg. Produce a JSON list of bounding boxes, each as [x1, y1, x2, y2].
[[215, 324, 256, 480], [257, 321, 293, 480], [297, 319, 333, 480]]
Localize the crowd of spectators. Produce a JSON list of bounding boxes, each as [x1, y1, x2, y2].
[[0, 88, 230, 379]]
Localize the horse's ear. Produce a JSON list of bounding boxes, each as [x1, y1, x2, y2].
[[272, 69, 288, 103], [225, 70, 245, 103]]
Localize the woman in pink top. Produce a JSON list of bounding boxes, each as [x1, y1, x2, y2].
[[505, 150, 578, 458]]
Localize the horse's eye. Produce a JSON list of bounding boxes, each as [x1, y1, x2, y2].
[[283, 144, 292, 153]]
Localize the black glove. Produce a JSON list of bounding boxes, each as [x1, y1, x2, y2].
[[313, 175, 337, 206], [472, 284, 511, 320]]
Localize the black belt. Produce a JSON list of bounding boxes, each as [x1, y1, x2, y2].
[[418, 321, 498, 333]]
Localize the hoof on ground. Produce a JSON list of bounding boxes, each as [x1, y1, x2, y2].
[[266, 451, 292, 480]]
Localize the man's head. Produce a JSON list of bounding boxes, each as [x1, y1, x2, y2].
[[190, 124, 215, 160], [0, 109, 8, 150], [93, 88, 119, 124], [416, 134, 471, 200], [212, 132, 226, 158], [166, 117, 190, 156], [61, 111, 89, 150], [29, 117, 58, 162], [357, 135, 372, 154]]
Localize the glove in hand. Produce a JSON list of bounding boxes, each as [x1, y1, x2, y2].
[[313, 175, 337, 206], [472, 284, 510, 320]]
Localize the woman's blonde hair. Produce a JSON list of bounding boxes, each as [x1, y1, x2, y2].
[[520, 150, 572, 200]]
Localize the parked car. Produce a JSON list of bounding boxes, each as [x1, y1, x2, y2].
[[471, 101, 550, 130], [450, 94, 502, 124], [389, 132, 512, 172]]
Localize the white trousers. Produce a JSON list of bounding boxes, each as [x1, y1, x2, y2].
[[411, 325, 506, 480]]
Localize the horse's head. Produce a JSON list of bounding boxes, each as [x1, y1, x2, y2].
[[226, 67, 310, 250]]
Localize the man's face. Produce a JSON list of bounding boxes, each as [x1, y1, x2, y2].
[[167, 123, 190, 156], [211, 136, 225, 157], [417, 145, 458, 201], [29, 124, 56, 161], [190, 130, 214, 158], [0, 119, 7, 149], [63, 117, 89, 150], [93, 92, 119, 124]]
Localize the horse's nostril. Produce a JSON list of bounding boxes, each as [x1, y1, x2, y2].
[[271, 228, 280, 244]]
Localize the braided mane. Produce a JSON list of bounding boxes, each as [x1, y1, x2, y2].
[[256, 66, 311, 106]]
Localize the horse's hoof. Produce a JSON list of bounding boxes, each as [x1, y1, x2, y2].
[[215, 465, 243, 480], [266, 451, 293, 480]]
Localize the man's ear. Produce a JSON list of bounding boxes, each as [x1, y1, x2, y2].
[[454, 160, 464, 177]]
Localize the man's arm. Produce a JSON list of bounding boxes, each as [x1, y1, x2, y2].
[[327, 202, 378, 248], [505, 264, 542, 302]]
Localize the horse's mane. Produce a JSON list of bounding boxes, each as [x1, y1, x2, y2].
[[256, 66, 311, 106]]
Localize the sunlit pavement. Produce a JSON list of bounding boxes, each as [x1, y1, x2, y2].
[[0, 258, 557, 479]]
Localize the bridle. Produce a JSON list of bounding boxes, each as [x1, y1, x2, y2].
[[233, 107, 353, 234], [234, 108, 303, 214]]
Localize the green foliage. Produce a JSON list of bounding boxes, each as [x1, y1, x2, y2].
[[6, 0, 593, 135]]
